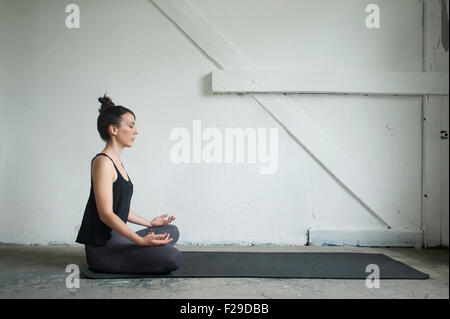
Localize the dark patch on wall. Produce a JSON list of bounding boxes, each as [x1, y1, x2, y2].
[[441, 0, 449, 51]]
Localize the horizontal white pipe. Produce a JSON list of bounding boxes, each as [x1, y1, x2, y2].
[[212, 70, 449, 95]]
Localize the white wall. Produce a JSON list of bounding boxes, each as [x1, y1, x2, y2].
[[441, 99, 449, 247], [0, 0, 448, 246]]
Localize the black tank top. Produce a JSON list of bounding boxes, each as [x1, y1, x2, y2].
[[76, 153, 133, 246]]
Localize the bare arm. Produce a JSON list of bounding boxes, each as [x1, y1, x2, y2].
[[128, 209, 153, 227], [92, 156, 143, 245], [91, 156, 172, 247]]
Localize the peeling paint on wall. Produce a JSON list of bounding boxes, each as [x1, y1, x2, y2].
[[386, 121, 396, 136]]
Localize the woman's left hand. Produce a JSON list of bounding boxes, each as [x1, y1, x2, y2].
[[151, 214, 175, 227]]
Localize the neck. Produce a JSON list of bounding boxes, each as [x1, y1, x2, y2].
[[102, 139, 124, 161]]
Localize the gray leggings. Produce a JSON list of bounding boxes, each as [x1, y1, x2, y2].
[[85, 224, 182, 274]]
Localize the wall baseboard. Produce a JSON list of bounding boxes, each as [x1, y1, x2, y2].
[[308, 229, 424, 248]]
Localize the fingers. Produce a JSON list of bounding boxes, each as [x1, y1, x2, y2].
[[146, 232, 171, 240], [163, 215, 175, 221], [158, 215, 176, 223], [142, 232, 173, 246], [167, 215, 176, 223], [142, 234, 173, 246], [148, 233, 173, 246]]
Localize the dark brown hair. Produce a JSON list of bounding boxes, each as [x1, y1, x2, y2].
[[97, 94, 136, 142]]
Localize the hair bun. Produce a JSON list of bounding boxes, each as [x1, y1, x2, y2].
[[98, 94, 115, 114]]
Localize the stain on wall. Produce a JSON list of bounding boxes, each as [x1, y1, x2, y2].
[[441, 0, 449, 51]]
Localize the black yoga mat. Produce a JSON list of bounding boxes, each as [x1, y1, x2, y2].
[[81, 252, 429, 279]]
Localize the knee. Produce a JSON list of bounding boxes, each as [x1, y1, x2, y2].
[[169, 223, 179, 234], [166, 249, 183, 272], [167, 224, 180, 241]]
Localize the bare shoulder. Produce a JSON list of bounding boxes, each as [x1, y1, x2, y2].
[[91, 155, 116, 181]]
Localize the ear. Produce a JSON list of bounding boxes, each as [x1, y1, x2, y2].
[[108, 124, 118, 136]]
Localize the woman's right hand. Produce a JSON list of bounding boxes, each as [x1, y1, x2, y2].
[[138, 232, 173, 246]]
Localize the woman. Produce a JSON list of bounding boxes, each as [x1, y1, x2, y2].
[[76, 95, 183, 274]]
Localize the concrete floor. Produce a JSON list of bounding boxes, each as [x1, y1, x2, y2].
[[0, 244, 447, 299]]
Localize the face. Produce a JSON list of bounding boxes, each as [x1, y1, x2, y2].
[[110, 112, 138, 147]]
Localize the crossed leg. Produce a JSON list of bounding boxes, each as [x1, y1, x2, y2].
[[85, 224, 182, 274]]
